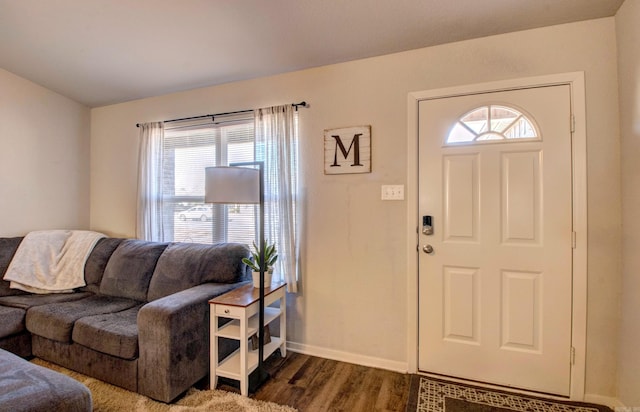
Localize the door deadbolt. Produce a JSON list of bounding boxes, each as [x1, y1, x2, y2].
[[422, 215, 433, 235]]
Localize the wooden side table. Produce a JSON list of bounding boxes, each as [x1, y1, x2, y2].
[[209, 281, 286, 396]]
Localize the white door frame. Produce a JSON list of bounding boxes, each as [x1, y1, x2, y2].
[[406, 72, 587, 400]]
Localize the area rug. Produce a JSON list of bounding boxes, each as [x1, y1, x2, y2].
[[31, 359, 297, 412], [406, 375, 612, 412]]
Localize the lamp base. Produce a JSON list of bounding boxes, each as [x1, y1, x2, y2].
[[248, 366, 271, 393]]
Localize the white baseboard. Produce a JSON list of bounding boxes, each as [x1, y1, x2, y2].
[[584, 394, 625, 408], [286, 341, 408, 374]]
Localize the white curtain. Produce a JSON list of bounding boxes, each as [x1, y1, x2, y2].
[[136, 122, 164, 241], [255, 105, 299, 292]]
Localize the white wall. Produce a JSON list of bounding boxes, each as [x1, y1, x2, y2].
[[616, 0, 640, 405], [0, 68, 91, 236], [90, 18, 621, 397]]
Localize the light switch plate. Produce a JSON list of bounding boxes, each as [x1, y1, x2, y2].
[[381, 185, 404, 200]]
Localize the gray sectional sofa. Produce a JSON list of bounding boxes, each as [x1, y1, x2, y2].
[[0, 236, 251, 403]]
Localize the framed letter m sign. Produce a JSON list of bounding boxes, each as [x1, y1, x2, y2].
[[324, 125, 371, 175]]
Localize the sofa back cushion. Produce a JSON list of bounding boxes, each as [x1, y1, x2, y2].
[[0, 237, 26, 297], [100, 240, 168, 302], [80, 238, 125, 294], [147, 242, 251, 301]]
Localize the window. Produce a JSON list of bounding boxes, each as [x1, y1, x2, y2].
[[138, 105, 300, 290], [446, 105, 539, 145], [161, 114, 257, 245]]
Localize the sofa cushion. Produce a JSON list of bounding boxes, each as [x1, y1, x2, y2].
[[79, 237, 125, 294], [99, 239, 168, 302], [26, 295, 139, 343], [0, 292, 92, 310], [0, 306, 25, 338], [147, 242, 250, 301], [73, 305, 142, 360], [0, 237, 26, 297]]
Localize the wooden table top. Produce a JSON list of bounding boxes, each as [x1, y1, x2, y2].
[[209, 281, 286, 307]]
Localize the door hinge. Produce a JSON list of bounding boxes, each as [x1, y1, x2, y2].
[[571, 231, 577, 249], [570, 114, 576, 133], [570, 346, 576, 365]]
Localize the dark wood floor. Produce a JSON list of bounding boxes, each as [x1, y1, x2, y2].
[[217, 351, 412, 411]]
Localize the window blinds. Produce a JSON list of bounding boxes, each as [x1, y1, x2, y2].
[[161, 113, 257, 245]]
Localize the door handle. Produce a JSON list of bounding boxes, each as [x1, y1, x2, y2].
[[422, 244, 434, 254]]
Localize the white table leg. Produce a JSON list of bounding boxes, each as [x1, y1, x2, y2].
[[239, 314, 248, 396], [210, 305, 218, 390], [280, 291, 286, 357]]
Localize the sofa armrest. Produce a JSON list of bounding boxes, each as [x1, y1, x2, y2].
[[0, 237, 25, 297], [137, 281, 247, 403]]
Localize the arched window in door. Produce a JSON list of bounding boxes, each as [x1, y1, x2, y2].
[[446, 105, 539, 144]]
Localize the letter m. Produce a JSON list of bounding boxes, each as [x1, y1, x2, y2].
[[331, 134, 363, 167]]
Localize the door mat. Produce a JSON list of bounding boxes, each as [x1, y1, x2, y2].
[[406, 375, 612, 412]]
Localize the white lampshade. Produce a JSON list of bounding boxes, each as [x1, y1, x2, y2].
[[204, 166, 260, 204]]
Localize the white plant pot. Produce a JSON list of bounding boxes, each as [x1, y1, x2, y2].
[[252, 271, 273, 288]]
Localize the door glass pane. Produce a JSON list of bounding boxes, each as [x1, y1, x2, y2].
[[446, 105, 539, 145], [490, 106, 519, 133], [448, 123, 476, 143], [504, 117, 537, 139], [461, 107, 488, 134], [477, 132, 503, 141]]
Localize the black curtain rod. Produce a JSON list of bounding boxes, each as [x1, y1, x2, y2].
[[136, 101, 307, 127]]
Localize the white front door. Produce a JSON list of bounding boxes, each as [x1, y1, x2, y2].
[[418, 85, 573, 396]]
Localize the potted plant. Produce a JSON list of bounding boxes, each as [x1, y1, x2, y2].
[[242, 240, 277, 288]]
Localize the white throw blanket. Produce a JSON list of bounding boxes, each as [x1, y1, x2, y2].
[[3, 230, 106, 294]]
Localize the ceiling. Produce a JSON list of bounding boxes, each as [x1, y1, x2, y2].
[[0, 0, 624, 108]]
